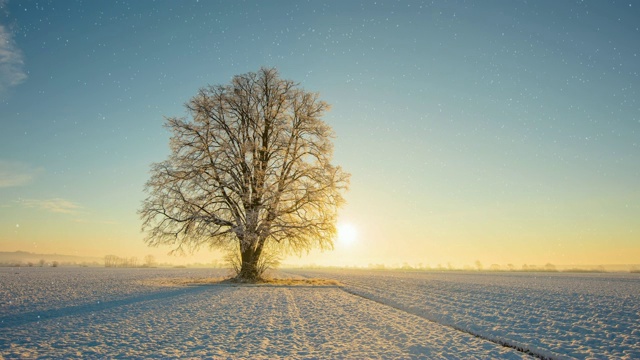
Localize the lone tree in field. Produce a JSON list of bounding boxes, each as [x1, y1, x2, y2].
[[140, 68, 349, 281]]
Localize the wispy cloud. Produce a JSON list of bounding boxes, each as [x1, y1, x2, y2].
[[19, 198, 82, 214], [0, 160, 42, 187], [0, 2, 27, 92]]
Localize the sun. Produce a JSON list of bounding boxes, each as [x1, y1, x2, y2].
[[337, 223, 358, 246]]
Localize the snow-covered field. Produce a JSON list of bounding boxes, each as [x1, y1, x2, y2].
[[1, 268, 638, 359], [292, 269, 640, 359]]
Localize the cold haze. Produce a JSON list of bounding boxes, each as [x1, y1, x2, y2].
[[1, 1, 639, 268]]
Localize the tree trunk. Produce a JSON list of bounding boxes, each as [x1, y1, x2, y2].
[[237, 245, 263, 281]]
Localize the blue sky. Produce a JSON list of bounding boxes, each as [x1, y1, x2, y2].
[[1, 1, 639, 267]]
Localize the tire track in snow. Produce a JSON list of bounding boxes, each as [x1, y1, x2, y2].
[[282, 288, 313, 356], [338, 286, 563, 360]]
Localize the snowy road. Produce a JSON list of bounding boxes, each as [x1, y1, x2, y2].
[[0, 268, 530, 359]]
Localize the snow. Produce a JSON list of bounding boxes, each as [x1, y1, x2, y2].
[[292, 269, 640, 359], [2, 267, 637, 358]]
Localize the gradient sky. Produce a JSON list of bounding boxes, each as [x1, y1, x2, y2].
[[1, 0, 639, 267]]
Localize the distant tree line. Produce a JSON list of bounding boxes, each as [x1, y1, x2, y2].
[[0, 259, 82, 267], [104, 255, 156, 268], [356, 261, 615, 273]]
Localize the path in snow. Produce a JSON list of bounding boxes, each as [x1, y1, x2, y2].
[[0, 268, 531, 359]]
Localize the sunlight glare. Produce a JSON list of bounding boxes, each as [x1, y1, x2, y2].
[[337, 223, 358, 246]]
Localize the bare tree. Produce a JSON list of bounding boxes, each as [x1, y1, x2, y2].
[[475, 260, 483, 271], [140, 68, 349, 281], [544, 263, 557, 272], [144, 255, 156, 267], [104, 255, 117, 268], [506, 263, 515, 271]]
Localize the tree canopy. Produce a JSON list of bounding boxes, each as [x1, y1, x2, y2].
[[139, 67, 349, 280]]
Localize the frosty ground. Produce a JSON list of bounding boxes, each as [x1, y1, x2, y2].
[[1, 268, 638, 359]]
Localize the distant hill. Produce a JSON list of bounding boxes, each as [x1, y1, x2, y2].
[[0, 251, 102, 265]]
